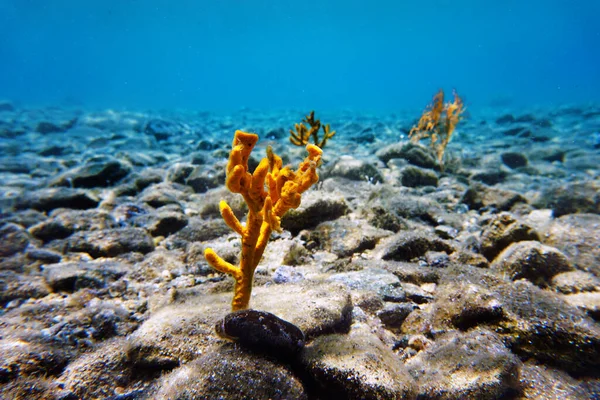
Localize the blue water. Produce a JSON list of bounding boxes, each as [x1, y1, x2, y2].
[[1, 1, 599, 111]]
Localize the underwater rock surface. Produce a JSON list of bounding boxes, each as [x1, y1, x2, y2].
[[0, 104, 599, 398]]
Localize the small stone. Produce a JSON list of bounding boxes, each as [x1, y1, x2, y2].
[[401, 166, 439, 187], [377, 303, 417, 329], [500, 152, 528, 168]]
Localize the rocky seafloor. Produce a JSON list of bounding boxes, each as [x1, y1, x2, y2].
[[0, 99, 599, 399]]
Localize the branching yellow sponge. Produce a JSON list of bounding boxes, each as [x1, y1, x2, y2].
[[204, 130, 323, 311]]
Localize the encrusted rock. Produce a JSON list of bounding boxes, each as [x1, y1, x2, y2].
[[326, 156, 384, 183], [461, 182, 528, 211], [543, 214, 600, 276], [480, 213, 539, 261], [406, 330, 521, 400], [309, 218, 391, 257], [42, 260, 127, 292], [301, 322, 416, 399], [376, 231, 455, 262], [51, 158, 131, 188], [551, 270, 600, 294], [281, 191, 350, 236], [0, 223, 30, 258], [400, 166, 439, 188], [491, 241, 573, 287], [13, 188, 99, 212], [65, 228, 155, 258], [152, 345, 307, 399]]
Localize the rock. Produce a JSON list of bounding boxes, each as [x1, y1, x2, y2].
[[529, 146, 566, 163], [402, 144, 438, 169], [144, 118, 186, 141], [502, 126, 531, 137], [405, 330, 521, 400], [0, 210, 47, 228], [265, 127, 286, 139], [164, 218, 230, 249], [497, 279, 600, 373], [406, 281, 505, 332], [13, 188, 99, 212], [36, 118, 76, 134], [281, 191, 350, 236], [29, 209, 116, 242], [461, 182, 528, 211], [166, 163, 194, 184], [500, 152, 528, 168], [519, 362, 600, 399], [65, 228, 155, 258], [51, 159, 131, 188], [401, 282, 435, 304], [326, 156, 384, 183], [376, 231, 455, 262], [400, 166, 439, 187], [184, 166, 223, 193], [377, 303, 417, 329], [425, 266, 600, 374], [139, 183, 191, 208], [0, 100, 15, 111], [376, 142, 437, 169], [309, 219, 391, 258], [434, 225, 458, 239], [562, 292, 600, 320], [470, 168, 509, 185], [0, 338, 71, 384], [384, 192, 459, 228], [133, 209, 189, 237], [495, 114, 515, 124], [329, 267, 401, 294], [272, 265, 305, 283], [60, 341, 146, 399], [60, 282, 351, 397], [491, 241, 573, 287], [0, 271, 50, 305], [382, 260, 440, 285], [113, 169, 164, 196], [25, 248, 62, 264], [551, 271, 600, 294], [38, 144, 70, 156], [42, 261, 127, 292], [534, 181, 600, 217], [450, 250, 490, 268], [152, 346, 307, 399], [424, 251, 450, 268], [367, 206, 407, 232], [480, 213, 539, 261], [301, 322, 416, 399], [0, 223, 30, 258], [543, 214, 600, 276]]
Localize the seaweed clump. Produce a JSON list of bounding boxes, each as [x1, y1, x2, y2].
[[409, 89, 465, 171], [289, 111, 336, 148]]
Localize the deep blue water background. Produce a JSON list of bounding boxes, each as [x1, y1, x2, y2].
[[1, 1, 599, 112]]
